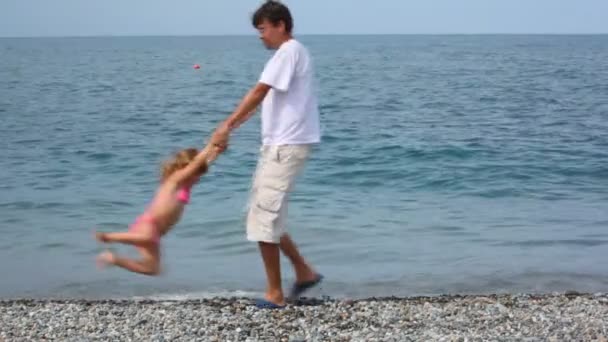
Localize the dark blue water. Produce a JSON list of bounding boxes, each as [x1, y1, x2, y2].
[[1, 35, 607, 299]]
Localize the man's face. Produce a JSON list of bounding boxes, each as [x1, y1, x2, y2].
[[256, 19, 285, 49]]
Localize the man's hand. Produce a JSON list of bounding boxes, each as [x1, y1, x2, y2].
[[205, 143, 226, 163], [210, 123, 231, 151]]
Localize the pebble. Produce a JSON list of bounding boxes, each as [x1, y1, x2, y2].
[[1, 293, 607, 340]]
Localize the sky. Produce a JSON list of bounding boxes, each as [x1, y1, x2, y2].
[[1, 0, 607, 37]]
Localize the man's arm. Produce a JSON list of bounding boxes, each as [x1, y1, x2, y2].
[[211, 82, 271, 144], [231, 105, 259, 131]]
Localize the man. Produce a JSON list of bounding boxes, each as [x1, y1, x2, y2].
[[210, 0, 323, 308]]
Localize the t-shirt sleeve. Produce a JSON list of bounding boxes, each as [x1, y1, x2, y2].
[[259, 48, 296, 92]]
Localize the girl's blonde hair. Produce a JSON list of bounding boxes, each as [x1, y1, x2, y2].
[[160, 148, 207, 181]]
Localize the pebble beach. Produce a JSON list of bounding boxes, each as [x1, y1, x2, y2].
[[2, 292, 608, 341]]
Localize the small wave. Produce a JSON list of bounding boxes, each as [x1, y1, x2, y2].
[[492, 239, 608, 248], [86, 152, 115, 161], [39, 242, 72, 250], [176, 220, 242, 239], [133, 290, 262, 301], [204, 240, 252, 255], [14, 138, 44, 145], [1, 217, 23, 224], [85, 199, 133, 208], [580, 233, 608, 239], [87, 83, 116, 94], [0, 201, 66, 210]]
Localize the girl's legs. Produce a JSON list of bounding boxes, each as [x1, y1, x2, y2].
[[97, 245, 160, 275], [95, 221, 161, 275]]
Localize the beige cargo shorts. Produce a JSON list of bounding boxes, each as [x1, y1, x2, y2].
[[246, 144, 312, 243]]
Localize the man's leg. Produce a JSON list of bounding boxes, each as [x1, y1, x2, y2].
[[258, 241, 285, 305], [248, 145, 318, 306], [276, 145, 323, 299], [279, 233, 317, 283], [247, 146, 288, 307]]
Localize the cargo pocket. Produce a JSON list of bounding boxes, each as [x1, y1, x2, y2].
[[256, 186, 286, 214], [277, 145, 310, 164]]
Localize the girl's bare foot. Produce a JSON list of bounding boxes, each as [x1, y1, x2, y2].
[[96, 251, 115, 269]]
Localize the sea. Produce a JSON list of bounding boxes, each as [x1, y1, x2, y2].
[[1, 35, 607, 299]]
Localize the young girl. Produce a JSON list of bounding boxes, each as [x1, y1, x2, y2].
[[95, 142, 224, 275]]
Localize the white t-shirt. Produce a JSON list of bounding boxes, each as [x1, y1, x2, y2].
[[259, 39, 321, 146]]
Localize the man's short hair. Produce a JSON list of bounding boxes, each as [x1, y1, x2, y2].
[[252, 1, 293, 33]]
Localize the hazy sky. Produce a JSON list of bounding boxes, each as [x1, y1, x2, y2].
[[1, 0, 607, 37]]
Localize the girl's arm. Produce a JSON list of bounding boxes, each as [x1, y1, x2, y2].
[[168, 143, 223, 186]]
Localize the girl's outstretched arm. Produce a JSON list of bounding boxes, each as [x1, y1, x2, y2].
[[168, 143, 223, 187]]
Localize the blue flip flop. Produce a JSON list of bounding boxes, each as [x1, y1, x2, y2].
[[288, 274, 324, 300], [254, 298, 286, 309]]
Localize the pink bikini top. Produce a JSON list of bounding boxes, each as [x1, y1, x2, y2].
[[176, 186, 191, 204]]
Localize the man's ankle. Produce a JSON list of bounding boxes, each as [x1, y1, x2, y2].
[[265, 289, 285, 304], [294, 264, 317, 282]]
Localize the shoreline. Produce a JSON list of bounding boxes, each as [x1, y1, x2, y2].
[[2, 292, 607, 341], [0, 289, 603, 303]]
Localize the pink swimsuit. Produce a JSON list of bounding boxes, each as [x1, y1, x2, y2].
[[129, 186, 191, 244], [176, 187, 191, 204]]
